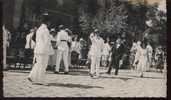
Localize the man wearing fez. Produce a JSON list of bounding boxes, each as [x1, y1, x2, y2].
[[54, 25, 70, 74], [28, 19, 54, 85], [107, 35, 126, 75]]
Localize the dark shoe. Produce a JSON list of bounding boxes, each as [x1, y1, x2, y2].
[[115, 73, 118, 75], [54, 71, 59, 74], [64, 72, 69, 74], [27, 77, 33, 82], [140, 73, 143, 78], [106, 72, 111, 75], [89, 73, 94, 77]]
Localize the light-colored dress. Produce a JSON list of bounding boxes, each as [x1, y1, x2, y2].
[[71, 41, 80, 54], [48, 35, 57, 66], [101, 43, 111, 66], [137, 48, 148, 72], [146, 44, 153, 71], [130, 43, 137, 66], [102, 43, 111, 57]]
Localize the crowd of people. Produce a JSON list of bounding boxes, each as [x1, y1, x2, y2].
[[3, 19, 166, 84]]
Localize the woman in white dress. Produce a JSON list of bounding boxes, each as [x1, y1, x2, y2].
[[71, 35, 80, 67], [146, 42, 153, 71], [101, 37, 111, 67], [135, 42, 148, 77], [48, 28, 57, 68]]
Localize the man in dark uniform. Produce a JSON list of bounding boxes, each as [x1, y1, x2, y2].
[[107, 37, 126, 75]]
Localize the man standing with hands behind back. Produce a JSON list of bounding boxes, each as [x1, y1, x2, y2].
[[54, 25, 70, 74]]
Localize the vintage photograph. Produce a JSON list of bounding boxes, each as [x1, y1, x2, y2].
[[2, 0, 167, 97]]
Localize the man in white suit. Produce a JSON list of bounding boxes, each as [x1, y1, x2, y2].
[[54, 25, 70, 74], [28, 20, 54, 85], [89, 29, 104, 78]]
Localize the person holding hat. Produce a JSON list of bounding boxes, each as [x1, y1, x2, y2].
[[54, 25, 70, 74], [89, 29, 104, 78]]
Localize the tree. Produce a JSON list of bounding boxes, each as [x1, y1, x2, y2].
[[78, 0, 166, 47]]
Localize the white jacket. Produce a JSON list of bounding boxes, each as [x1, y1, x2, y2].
[[34, 24, 54, 55], [56, 30, 69, 51], [89, 34, 104, 57]]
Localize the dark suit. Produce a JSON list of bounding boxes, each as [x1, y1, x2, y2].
[[107, 41, 125, 75]]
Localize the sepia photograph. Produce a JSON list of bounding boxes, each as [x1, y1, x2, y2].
[[2, 0, 167, 98]]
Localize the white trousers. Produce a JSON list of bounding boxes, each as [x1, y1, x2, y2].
[[28, 54, 49, 83], [55, 50, 69, 72], [90, 55, 101, 76]]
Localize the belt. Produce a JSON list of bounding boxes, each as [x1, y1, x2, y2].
[[61, 40, 67, 42]]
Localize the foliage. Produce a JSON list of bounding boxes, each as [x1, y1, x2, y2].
[[78, 0, 166, 47]]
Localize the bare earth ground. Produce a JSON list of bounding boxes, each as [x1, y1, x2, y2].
[[3, 68, 167, 97]]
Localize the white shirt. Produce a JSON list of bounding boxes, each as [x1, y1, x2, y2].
[[34, 24, 54, 55], [134, 45, 142, 64], [89, 34, 104, 57], [71, 41, 80, 53], [25, 32, 35, 49], [56, 30, 69, 51]]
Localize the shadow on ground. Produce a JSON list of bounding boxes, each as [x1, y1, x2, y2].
[[127, 75, 165, 79], [45, 83, 104, 89], [100, 76, 132, 81]]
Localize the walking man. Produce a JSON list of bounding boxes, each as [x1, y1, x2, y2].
[[54, 25, 70, 74], [28, 20, 54, 85], [89, 29, 104, 78], [107, 37, 125, 75]]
